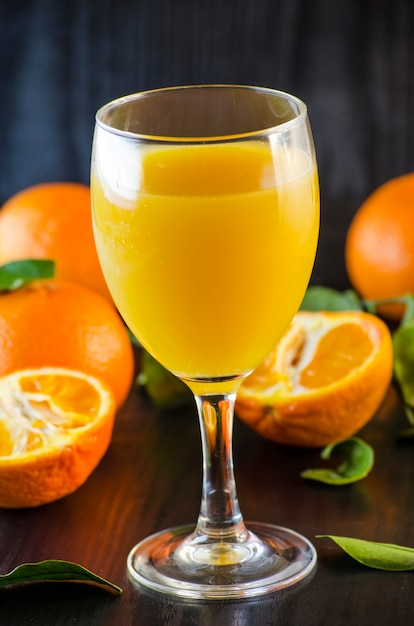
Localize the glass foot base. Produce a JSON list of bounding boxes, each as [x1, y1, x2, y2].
[[127, 522, 317, 599]]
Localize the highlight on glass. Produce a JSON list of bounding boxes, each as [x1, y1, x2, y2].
[[91, 85, 320, 599]]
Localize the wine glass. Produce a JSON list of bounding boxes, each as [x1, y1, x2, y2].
[[91, 85, 320, 599]]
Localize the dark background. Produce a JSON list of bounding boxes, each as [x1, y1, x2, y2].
[[1, 4, 414, 624], [1, 0, 414, 289]]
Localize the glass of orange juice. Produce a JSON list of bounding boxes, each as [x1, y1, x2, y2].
[[91, 85, 320, 599]]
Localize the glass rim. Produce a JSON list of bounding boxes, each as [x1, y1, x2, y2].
[[94, 84, 308, 143]]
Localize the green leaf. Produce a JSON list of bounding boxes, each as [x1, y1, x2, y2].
[[137, 350, 192, 409], [0, 560, 122, 594], [400, 294, 414, 325], [301, 437, 374, 485], [316, 535, 414, 571], [0, 259, 55, 292], [364, 294, 414, 325], [300, 286, 363, 312], [392, 320, 414, 425]]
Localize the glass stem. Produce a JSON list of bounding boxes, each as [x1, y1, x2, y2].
[[194, 392, 248, 543]]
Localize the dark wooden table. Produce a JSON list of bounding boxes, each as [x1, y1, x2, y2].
[[0, 343, 413, 625]]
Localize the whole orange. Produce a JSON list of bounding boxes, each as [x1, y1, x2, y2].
[[0, 279, 134, 408], [0, 182, 111, 301], [345, 173, 414, 318]]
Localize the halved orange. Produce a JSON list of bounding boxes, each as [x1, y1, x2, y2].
[[0, 367, 116, 508], [235, 311, 393, 447]]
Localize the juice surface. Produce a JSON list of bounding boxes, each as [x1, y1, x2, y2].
[[92, 141, 319, 382]]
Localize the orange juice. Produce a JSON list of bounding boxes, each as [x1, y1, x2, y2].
[[92, 141, 319, 383]]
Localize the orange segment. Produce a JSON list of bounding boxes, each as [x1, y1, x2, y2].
[[235, 311, 393, 448], [19, 372, 102, 417], [299, 323, 374, 388], [0, 367, 116, 508]]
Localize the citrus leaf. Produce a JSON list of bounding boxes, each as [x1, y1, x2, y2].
[[301, 437, 374, 485], [316, 535, 414, 571], [300, 286, 363, 312], [400, 294, 414, 325], [392, 320, 414, 425], [364, 294, 414, 325], [0, 560, 122, 594], [0, 259, 55, 292]]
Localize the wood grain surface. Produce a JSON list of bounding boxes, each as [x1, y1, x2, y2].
[[0, 346, 412, 625]]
